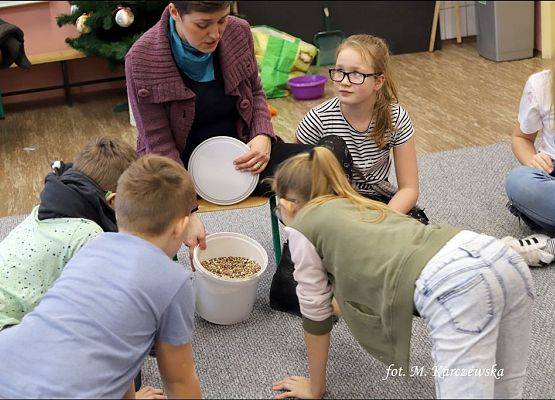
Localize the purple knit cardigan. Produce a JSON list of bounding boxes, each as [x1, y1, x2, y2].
[[125, 7, 275, 165]]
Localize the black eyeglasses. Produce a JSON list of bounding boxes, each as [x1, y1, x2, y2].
[[329, 68, 382, 85]]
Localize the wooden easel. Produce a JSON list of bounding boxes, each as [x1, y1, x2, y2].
[[429, 0, 462, 52]]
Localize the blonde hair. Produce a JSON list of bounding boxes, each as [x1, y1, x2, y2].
[[73, 137, 137, 193], [337, 34, 399, 149], [272, 147, 392, 222], [116, 155, 197, 236]]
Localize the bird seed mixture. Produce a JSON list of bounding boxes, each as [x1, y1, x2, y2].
[[201, 256, 261, 279]]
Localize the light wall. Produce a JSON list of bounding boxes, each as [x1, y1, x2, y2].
[[541, 1, 555, 58]]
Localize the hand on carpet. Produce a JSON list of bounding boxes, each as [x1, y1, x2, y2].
[[272, 376, 319, 399], [135, 386, 167, 399]]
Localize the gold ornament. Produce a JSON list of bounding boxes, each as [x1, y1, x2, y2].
[[76, 13, 91, 34]]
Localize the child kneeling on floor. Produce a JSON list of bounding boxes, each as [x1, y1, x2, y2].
[[270, 147, 534, 399], [0, 155, 201, 398], [0, 137, 136, 330]]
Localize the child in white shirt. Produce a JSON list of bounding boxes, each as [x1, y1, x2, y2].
[[504, 69, 555, 267]]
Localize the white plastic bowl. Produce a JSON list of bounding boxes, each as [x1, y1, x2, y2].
[[193, 232, 268, 325]]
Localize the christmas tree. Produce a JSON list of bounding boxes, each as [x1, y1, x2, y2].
[[56, 1, 167, 69]]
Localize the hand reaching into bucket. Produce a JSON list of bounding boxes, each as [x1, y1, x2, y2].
[[183, 213, 207, 271]]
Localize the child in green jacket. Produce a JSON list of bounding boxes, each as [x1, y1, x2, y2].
[[271, 147, 533, 399], [0, 137, 136, 329]]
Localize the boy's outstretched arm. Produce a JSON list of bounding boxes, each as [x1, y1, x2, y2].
[[272, 330, 330, 399], [183, 212, 207, 271], [156, 341, 201, 399]]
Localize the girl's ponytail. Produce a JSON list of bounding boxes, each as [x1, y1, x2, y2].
[[309, 147, 357, 201], [308, 147, 391, 221], [272, 147, 394, 221]]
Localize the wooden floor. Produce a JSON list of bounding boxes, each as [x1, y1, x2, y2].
[[0, 41, 551, 218]]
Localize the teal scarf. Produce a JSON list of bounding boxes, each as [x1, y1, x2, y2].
[[169, 17, 215, 82]]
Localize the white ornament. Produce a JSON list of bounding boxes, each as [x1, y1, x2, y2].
[[115, 7, 134, 28], [76, 14, 91, 34], [70, 4, 79, 14]]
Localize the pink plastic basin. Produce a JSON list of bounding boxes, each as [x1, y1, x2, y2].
[[288, 75, 327, 100]]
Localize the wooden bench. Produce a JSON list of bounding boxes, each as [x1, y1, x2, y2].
[[13, 48, 86, 66], [0, 48, 125, 119]]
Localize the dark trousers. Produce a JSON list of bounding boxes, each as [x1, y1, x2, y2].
[[253, 140, 313, 196]]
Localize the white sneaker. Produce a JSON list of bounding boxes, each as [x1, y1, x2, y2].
[[501, 234, 555, 267]]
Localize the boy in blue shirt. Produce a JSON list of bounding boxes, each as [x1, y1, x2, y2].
[[0, 155, 202, 398]]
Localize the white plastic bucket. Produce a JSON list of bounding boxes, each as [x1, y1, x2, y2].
[[193, 232, 268, 325]]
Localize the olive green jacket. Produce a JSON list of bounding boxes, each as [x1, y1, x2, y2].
[[290, 198, 460, 369]]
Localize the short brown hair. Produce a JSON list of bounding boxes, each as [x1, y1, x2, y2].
[[116, 155, 197, 236], [73, 137, 137, 193], [172, 1, 232, 15]]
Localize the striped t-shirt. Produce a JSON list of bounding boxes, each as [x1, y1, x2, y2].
[[296, 97, 414, 195]]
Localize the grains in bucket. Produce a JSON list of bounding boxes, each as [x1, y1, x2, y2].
[[201, 256, 261, 279]]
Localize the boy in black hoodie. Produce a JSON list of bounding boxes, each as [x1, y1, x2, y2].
[[0, 137, 136, 330]]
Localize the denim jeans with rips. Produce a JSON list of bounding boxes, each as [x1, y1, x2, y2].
[[414, 230, 534, 399]]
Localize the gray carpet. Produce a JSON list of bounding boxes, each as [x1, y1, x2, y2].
[[1, 142, 553, 398]]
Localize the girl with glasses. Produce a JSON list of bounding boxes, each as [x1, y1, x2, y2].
[[270, 34, 428, 316], [296, 34, 424, 221]]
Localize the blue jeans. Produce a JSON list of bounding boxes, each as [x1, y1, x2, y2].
[[505, 166, 555, 233], [414, 231, 534, 399]]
